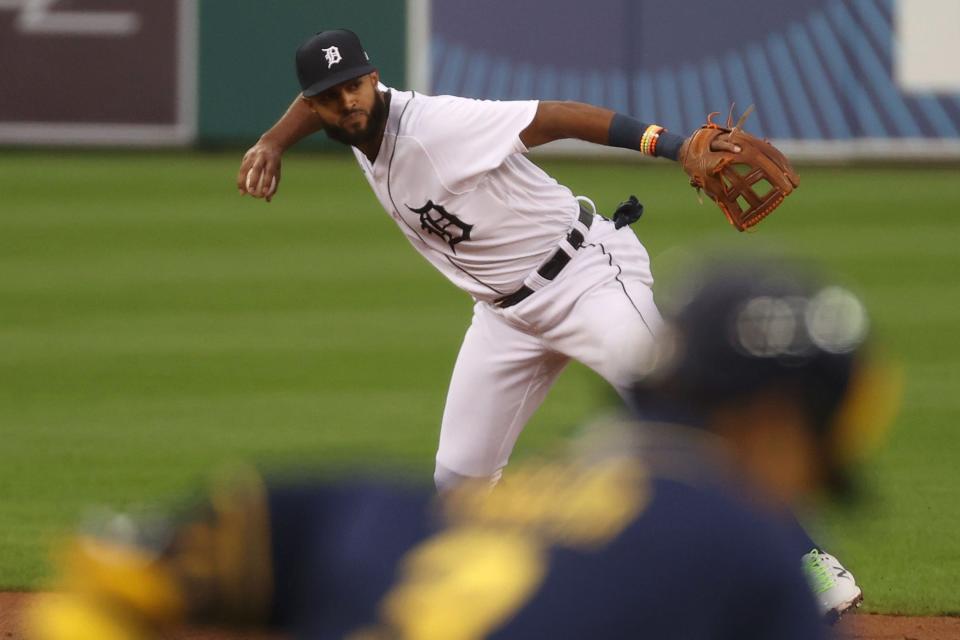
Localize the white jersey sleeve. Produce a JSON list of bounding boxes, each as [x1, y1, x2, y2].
[[412, 95, 539, 193]]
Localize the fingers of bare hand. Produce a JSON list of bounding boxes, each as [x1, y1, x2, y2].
[[264, 176, 278, 202], [237, 159, 252, 192], [255, 160, 275, 197], [245, 163, 262, 196]]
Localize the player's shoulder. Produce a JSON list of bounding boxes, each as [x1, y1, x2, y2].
[[647, 479, 827, 639], [396, 89, 536, 137], [627, 476, 810, 605], [380, 89, 444, 141], [648, 474, 797, 554], [398, 91, 480, 128], [629, 423, 800, 553], [406, 90, 503, 112]]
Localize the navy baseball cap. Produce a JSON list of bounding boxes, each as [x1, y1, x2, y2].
[[296, 29, 376, 97]]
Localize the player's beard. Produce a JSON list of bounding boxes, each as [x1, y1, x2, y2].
[[323, 91, 387, 148]]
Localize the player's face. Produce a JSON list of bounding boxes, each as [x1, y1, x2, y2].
[[303, 72, 385, 147]]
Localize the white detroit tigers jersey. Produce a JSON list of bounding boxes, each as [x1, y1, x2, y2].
[[352, 88, 582, 301]]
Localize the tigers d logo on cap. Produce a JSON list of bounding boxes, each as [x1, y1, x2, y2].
[[296, 29, 376, 97], [322, 46, 342, 68]]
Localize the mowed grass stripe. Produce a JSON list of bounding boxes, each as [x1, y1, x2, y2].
[[1, 152, 958, 614]]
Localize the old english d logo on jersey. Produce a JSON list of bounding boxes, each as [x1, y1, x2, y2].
[[408, 201, 473, 253]]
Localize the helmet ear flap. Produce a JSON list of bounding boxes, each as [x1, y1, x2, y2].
[[829, 358, 903, 467]]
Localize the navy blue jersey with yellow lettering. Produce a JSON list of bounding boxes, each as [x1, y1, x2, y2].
[[266, 427, 828, 640]]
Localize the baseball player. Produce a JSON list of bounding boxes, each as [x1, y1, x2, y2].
[[237, 28, 738, 491], [235, 28, 860, 618], [26, 257, 896, 639]]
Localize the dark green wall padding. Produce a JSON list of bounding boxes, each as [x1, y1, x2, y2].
[[198, 1, 406, 146]]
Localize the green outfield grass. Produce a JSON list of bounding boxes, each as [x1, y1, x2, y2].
[[1, 150, 958, 613]]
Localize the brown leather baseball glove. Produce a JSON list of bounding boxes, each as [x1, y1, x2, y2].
[[680, 107, 800, 231]]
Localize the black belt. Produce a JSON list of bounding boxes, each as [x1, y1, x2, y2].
[[494, 205, 594, 308]]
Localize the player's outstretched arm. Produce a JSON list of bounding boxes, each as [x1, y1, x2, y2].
[[236, 95, 325, 202], [519, 101, 616, 149], [519, 101, 740, 159]]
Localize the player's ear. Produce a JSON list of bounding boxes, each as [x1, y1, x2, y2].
[[369, 70, 380, 86]]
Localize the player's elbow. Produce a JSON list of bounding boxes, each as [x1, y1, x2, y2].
[[521, 101, 574, 148]]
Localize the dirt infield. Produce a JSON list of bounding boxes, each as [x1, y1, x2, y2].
[[835, 613, 960, 640], [2, 591, 958, 639]]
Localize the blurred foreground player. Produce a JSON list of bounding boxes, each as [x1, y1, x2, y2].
[[26, 259, 898, 639], [629, 259, 898, 622]]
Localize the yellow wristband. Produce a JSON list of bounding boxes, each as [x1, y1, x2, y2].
[[641, 125, 664, 156]]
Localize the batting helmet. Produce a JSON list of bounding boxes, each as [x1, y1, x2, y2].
[[630, 257, 899, 495]]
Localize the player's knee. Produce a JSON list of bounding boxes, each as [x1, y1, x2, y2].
[[433, 463, 502, 493]]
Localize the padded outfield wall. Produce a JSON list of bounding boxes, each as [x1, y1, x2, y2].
[[425, 0, 960, 160], [2, 0, 958, 158], [0, 0, 197, 145], [0, 0, 406, 147]]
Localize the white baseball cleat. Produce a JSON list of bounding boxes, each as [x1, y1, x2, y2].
[[802, 548, 863, 624]]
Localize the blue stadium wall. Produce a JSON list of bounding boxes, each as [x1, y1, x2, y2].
[[429, 0, 960, 156]]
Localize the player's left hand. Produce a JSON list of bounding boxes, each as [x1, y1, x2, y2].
[[678, 133, 741, 161], [678, 107, 799, 231]]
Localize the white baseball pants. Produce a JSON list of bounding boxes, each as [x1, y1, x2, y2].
[[434, 216, 662, 489]]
